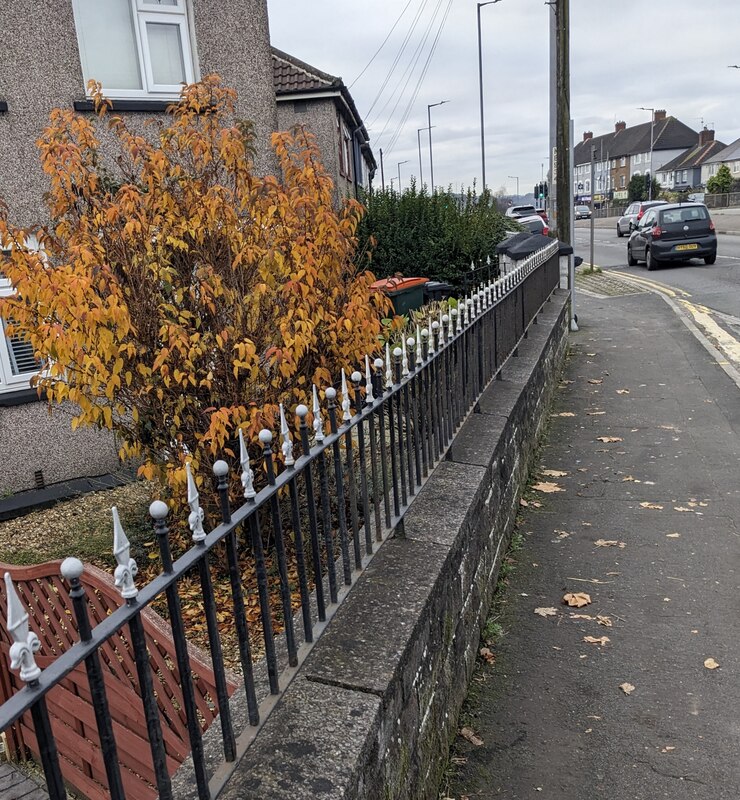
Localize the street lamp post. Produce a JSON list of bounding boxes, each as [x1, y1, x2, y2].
[[508, 175, 520, 199], [417, 127, 433, 187], [397, 160, 409, 193], [638, 106, 655, 200], [477, 0, 503, 192], [427, 100, 450, 192]]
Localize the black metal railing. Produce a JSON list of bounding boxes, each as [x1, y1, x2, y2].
[[0, 239, 561, 800]]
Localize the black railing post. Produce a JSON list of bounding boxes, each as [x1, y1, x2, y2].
[[214, 460, 260, 726], [61, 558, 126, 800], [151, 500, 211, 799]]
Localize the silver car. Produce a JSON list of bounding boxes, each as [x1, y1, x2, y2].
[[617, 200, 667, 237]]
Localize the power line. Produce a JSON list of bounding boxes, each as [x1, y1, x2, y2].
[[385, 0, 454, 155], [371, 0, 447, 143], [349, 0, 414, 89], [365, 0, 430, 122]]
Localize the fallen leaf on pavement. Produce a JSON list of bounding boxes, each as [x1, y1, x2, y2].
[[534, 607, 558, 618], [597, 436, 623, 443], [640, 502, 663, 510], [554, 530, 571, 539], [616, 389, 630, 394], [597, 615, 613, 627], [666, 533, 681, 538], [531, 500, 542, 508], [584, 635, 610, 646], [704, 658, 720, 670], [520, 498, 529, 507], [588, 379, 603, 385], [587, 410, 606, 415], [620, 682, 635, 695], [532, 481, 564, 493], [661, 746, 676, 753], [554, 411, 576, 417], [542, 469, 568, 477], [594, 539, 626, 548], [563, 592, 592, 608], [569, 613, 593, 620], [622, 475, 637, 482], [460, 727, 484, 746], [674, 506, 692, 512], [479, 647, 495, 664]]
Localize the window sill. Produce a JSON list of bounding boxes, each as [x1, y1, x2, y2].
[[0, 387, 44, 407], [73, 98, 177, 113]]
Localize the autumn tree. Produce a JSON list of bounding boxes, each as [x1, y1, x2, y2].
[[0, 76, 389, 500]]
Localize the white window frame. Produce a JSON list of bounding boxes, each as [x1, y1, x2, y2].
[[635, 153, 641, 164], [0, 242, 46, 395], [72, 0, 195, 100]]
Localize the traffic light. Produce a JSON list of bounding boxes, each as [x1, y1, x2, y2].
[[543, 181, 548, 198], [534, 183, 539, 199]]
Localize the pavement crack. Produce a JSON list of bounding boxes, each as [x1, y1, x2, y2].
[[634, 759, 708, 786]]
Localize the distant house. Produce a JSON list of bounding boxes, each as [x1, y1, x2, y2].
[[0, 2, 374, 496], [657, 129, 725, 191], [272, 47, 376, 202], [574, 111, 699, 202], [700, 136, 740, 188]]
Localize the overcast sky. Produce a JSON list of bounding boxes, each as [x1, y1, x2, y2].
[[268, 0, 740, 197]]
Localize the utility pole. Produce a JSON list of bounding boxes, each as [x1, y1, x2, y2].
[[379, 148, 385, 191], [548, 2, 557, 231], [555, 0, 570, 247], [589, 144, 595, 274]]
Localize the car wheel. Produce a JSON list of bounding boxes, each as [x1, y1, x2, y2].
[[704, 253, 717, 265], [627, 245, 637, 266], [617, 225, 624, 238], [646, 248, 657, 271]]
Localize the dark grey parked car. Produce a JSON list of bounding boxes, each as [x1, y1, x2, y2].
[[617, 200, 667, 237], [627, 203, 717, 270]]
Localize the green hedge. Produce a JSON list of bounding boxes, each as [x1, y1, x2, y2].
[[356, 184, 517, 287]]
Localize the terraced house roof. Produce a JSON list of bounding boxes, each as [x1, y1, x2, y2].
[[271, 47, 341, 94]]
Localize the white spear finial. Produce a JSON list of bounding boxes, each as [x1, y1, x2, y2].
[[279, 403, 295, 466], [239, 428, 256, 499], [415, 325, 423, 367], [112, 506, 138, 600], [401, 336, 409, 376], [385, 342, 393, 387], [341, 369, 351, 421], [186, 462, 206, 543], [5, 573, 41, 684], [365, 355, 375, 403], [312, 385, 325, 442]]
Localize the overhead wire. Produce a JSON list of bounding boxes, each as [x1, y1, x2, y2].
[[384, 0, 454, 155], [349, 0, 414, 89], [364, 0, 430, 122], [370, 0, 447, 142]]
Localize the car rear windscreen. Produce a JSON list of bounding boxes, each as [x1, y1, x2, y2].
[[660, 207, 709, 225]]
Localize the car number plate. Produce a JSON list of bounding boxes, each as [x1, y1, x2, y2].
[[675, 243, 699, 251]]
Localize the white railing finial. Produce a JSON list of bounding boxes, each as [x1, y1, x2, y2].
[[239, 428, 257, 499], [279, 402, 295, 466], [186, 462, 206, 543], [5, 572, 41, 685], [112, 506, 139, 600], [312, 385, 325, 441]]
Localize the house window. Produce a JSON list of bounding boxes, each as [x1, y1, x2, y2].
[[72, 0, 195, 99], [620, 156, 626, 167], [635, 153, 641, 164], [338, 118, 353, 180], [620, 175, 626, 188], [0, 250, 41, 394]]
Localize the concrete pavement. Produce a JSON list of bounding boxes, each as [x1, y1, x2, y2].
[[444, 289, 740, 799]]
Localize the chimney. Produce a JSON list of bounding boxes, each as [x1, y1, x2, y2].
[[583, 131, 593, 142], [615, 121, 626, 132], [654, 109, 667, 122], [699, 127, 715, 146]]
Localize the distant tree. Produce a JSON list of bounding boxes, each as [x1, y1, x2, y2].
[[707, 164, 732, 195], [628, 174, 662, 202]]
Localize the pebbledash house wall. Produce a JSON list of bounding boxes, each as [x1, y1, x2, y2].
[[276, 99, 355, 201], [0, 0, 278, 494]]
